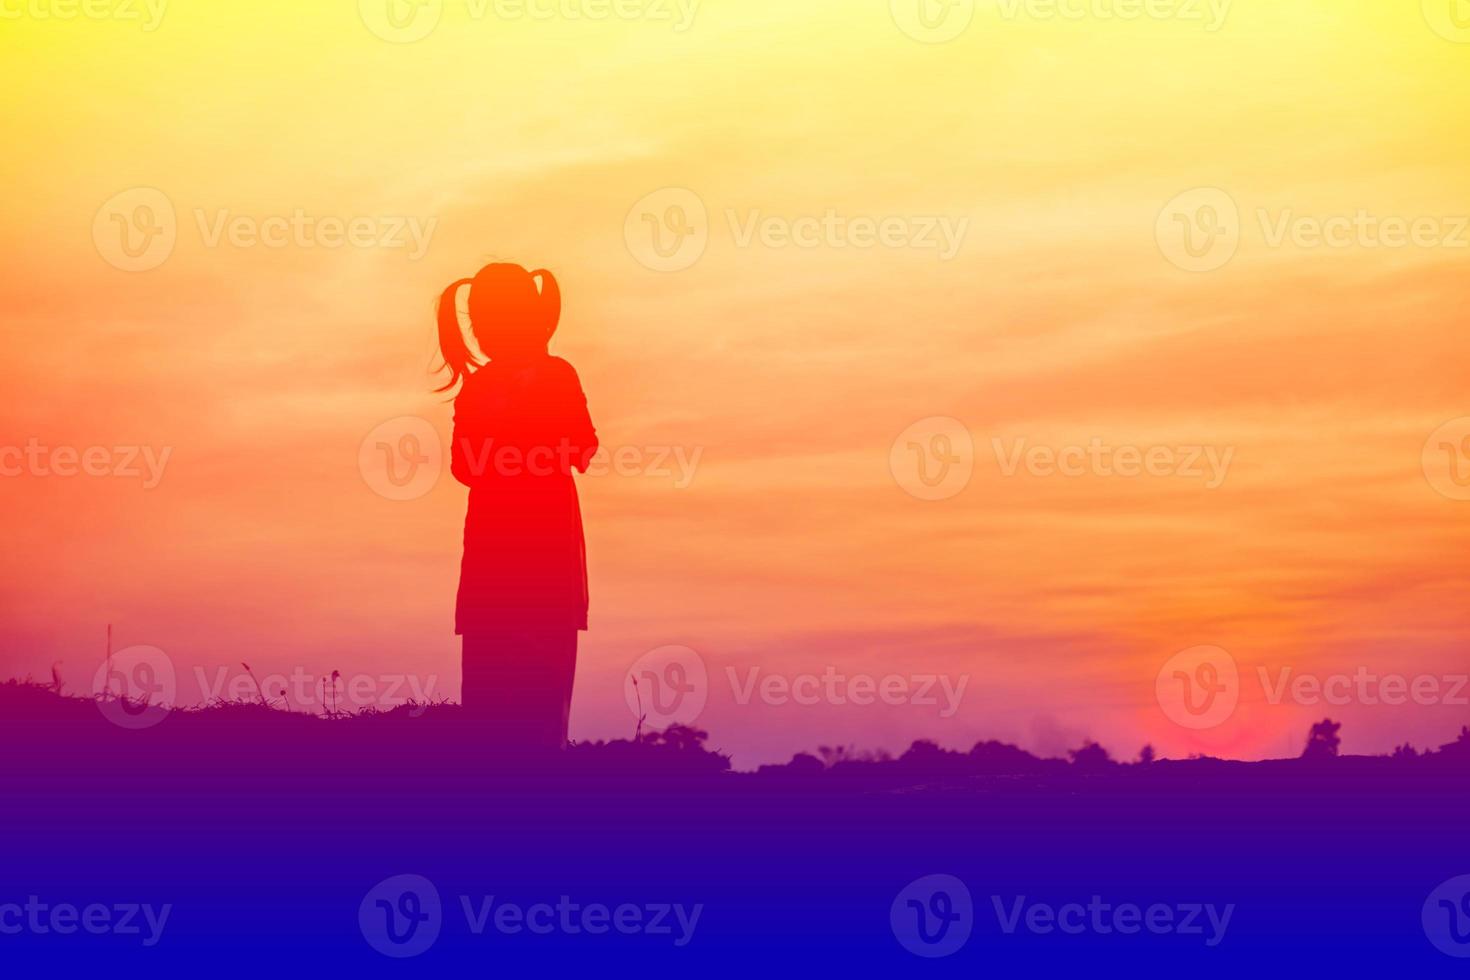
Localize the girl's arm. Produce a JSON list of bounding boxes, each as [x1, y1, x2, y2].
[[450, 391, 486, 487], [557, 360, 598, 474]]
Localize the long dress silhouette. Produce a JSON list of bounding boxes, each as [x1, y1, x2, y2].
[[437, 263, 596, 750]]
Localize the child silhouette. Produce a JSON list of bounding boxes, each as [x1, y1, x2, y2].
[[435, 263, 597, 750]]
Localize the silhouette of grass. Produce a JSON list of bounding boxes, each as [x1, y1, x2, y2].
[[3, 678, 1466, 788]]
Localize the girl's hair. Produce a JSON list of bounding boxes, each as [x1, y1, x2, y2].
[[436, 263, 561, 391]]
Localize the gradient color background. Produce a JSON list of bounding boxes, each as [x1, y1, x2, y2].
[[2, 0, 1468, 766]]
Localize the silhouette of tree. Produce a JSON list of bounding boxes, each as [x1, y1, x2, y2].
[[1068, 740, 1115, 771], [1301, 718, 1342, 761], [1137, 744, 1156, 765]]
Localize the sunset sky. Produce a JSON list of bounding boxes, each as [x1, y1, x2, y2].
[[2, 0, 1468, 766]]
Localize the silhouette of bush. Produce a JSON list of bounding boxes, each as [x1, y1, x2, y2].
[[1067, 740, 1116, 772], [1301, 719, 1342, 761]]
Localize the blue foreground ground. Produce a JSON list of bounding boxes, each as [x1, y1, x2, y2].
[[2, 682, 1467, 974]]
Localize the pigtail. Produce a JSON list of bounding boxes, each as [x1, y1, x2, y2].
[[434, 277, 478, 392], [529, 268, 562, 340]]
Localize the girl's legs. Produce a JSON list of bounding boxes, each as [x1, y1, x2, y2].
[[461, 627, 578, 751]]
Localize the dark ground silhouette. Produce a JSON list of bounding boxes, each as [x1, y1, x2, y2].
[[4, 679, 1467, 971]]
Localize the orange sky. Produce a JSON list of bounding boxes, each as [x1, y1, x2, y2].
[[2, 1, 1468, 765]]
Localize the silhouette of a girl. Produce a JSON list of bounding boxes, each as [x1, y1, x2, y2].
[[436, 263, 597, 750]]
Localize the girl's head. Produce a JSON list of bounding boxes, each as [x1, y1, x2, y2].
[[436, 263, 561, 390]]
